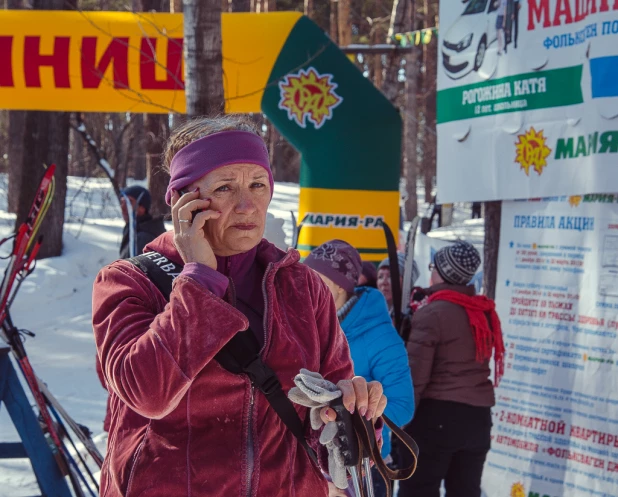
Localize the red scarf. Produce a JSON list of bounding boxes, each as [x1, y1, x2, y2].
[[428, 290, 505, 387]]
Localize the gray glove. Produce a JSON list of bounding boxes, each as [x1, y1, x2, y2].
[[288, 369, 349, 490]]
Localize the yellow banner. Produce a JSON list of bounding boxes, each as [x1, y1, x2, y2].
[[297, 188, 400, 261], [0, 10, 300, 113]]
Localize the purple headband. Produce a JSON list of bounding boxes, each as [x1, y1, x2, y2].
[[165, 130, 273, 205]]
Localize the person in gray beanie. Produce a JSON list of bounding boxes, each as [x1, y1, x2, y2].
[[305, 240, 414, 497], [376, 253, 420, 316], [399, 240, 504, 497], [119, 185, 166, 259], [432, 240, 481, 286]]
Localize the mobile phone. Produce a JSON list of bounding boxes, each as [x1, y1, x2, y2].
[[180, 189, 204, 221]]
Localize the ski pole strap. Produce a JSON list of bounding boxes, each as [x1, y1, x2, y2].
[[128, 252, 319, 467], [381, 222, 403, 333], [349, 413, 419, 497]]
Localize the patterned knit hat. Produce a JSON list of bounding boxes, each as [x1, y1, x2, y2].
[[434, 241, 481, 285], [304, 240, 362, 293], [378, 253, 420, 286]]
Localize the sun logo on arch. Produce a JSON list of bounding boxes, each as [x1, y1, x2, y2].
[[511, 482, 526, 497], [514, 127, 552, 176], [278, 67, 343, 130]]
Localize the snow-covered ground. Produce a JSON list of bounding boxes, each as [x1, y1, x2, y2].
[[0, 174, 477, 496]]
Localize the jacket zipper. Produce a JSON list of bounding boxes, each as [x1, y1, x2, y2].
[[245, 262, 274, 497], [260, 263, 273, 352], [246, 384, 255, 497]]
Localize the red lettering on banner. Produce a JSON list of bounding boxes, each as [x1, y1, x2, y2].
[[528, 0, 551, 29], [0, 36, 14, 87], [81, 37, 129, 89], [575, 0, 588, 21], [140, 37, 184, 90], [588, 0, 599, 14], [554, 0, 574, 25], [24, 36, 70, 88]]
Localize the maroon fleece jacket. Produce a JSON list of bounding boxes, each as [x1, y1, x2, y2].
[[93, 231, 353, 497]]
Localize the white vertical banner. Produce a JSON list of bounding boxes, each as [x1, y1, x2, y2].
[[484, 195, 618, 497]]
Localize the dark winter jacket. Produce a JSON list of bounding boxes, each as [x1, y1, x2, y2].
[[340, 287, 414, 458], [406, 283, 495, 408], [93, 231, 354, 497], [118, 214, 166, 259]]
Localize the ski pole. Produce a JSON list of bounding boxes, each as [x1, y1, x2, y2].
[[48, 403, 99, 495], [330, 396, 363, 496], [360, 416, 377, 497]]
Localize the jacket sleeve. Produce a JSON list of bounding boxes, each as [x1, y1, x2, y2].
[[407, 307, 440, 406], [368, 325, 415, 427], [92, 262, 248, 420]]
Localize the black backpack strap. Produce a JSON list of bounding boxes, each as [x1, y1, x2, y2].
[[128, 252, 319, 466], [129, 251, 182, 299], [216, 332, 319, 466]]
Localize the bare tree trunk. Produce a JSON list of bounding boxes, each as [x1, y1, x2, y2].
[[369, 20, 387, 89], [183, 0, 225, 117], [304, 0, 313, 17], [139, 0, 168, 216], [423, 0, 438, 201], [17, 111, 69, 259], [268, 124, 279, 179], [230, 0, 250, 11], [381, 0, 411, 105], [145, 114, 170, 218], [8, 112, 25, 213], [329, 0, 338, 43], [338, 0, 351, 46], [136, 0, 171, 9], [0, 111, 8, 174], [170, 0, 182, 11], [13, 0, 71, 258], [6, 0, 26, 214], [483, 201, 502, 299], [403, 9, 419, 220], [131, 113, 147, 180], [110, 114, 131, 189]]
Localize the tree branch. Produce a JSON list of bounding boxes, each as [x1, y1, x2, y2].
[[71, 114, 121, 201]]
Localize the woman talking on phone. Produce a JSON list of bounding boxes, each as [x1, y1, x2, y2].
[[92, 115, 387, 497]]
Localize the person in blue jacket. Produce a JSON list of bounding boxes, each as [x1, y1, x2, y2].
[[304, 240, 415, 497]]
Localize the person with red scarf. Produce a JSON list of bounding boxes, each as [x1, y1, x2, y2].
[[398, 241, 504, 497]]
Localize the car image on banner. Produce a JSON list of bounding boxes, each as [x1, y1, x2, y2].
[[442, 0, 500, 80]]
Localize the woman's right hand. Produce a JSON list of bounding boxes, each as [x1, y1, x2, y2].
[[171, 189, 221, 269]]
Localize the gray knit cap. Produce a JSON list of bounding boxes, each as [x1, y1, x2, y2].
[[378, 253, 420, 286], [434, 241, 481, 285]]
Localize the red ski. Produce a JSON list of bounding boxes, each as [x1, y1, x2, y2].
[[0, 164, 56, 324]]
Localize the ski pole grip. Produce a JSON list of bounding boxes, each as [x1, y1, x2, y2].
[[330, 396, 360, 467]]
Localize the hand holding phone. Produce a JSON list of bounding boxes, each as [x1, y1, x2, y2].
[[180, 189, 205, 221], [170, 189, 221, 269]]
